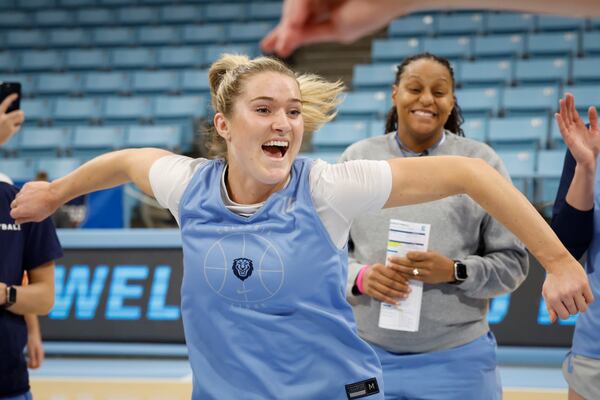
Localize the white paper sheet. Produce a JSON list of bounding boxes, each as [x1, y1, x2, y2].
[[378, 219, 430, 332]]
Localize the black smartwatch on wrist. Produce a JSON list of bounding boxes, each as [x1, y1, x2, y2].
[[3, 286, 16, 308], [451, 260, 468, 284]]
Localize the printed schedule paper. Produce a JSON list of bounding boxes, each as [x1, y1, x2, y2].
[[378, 219, 430, 332]]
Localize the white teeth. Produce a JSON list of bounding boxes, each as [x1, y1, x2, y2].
[[264, 140, 289, 147], [413, 110, 435, 117]]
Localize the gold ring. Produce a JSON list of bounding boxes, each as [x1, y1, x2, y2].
[[412, 268, 419, 276]]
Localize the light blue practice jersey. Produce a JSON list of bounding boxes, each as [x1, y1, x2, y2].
[[179, 158, 384, 399]]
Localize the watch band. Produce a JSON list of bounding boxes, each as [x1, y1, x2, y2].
[[4, 286, 16, 307]]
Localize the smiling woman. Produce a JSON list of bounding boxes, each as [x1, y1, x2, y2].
[[9, 54, 594, 400]]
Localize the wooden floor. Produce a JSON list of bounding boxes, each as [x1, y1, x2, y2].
[[31, 378, 566, 400]]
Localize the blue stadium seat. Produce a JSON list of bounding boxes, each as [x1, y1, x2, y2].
[[228, 22, 275, 42], [103, 96, 152, 122], [205, 3, 246, 22], [371, 38, 421, 62], [422, 36, 472, 59], [488, 116, 548, 151], [437, 13, 484, 35], [248, 2, 281, 20], [527, 32, 578, 56], [126, 125, 183, 150], [502, 85, 559, 114], [0, 158, 35, 183], [19, 126, 71, 157], [472, 34, 525, 58], [54, 97, 103, 122], [455, 87, 501, 116], [6, 30, 47, 49], [72, 126, 125, 159], [59, 0, 95, 6], [132, 71, 179, 94], [17, 0, 56, 8], [562, 85, 600, 111], [369, 120, 386, 136], [496, 149, 536, 198], [180, 69, 210, 93], [20, 50, 63, 72], [486, 13, 535, 33], [37, 158, 81, 181], [1, 131, 20, 157], [116, 6, 159, 25], [353, 63, 396, 89], [160, 4, 202, 23], [48, 28, 90, 47], [92, 27, 136, 46], [36, 73, 82, 96], [573, 57, 600, 83], [157, 47, 202, 69], [536, 16, 586, 31], [97, 0, 134, 5], [458, 60, 512, 86], [65, 49, 110, 70], [462, 118, 487, 142], [204, 45, 255, 65], [111, 48, 156, 69], [76, 8, 115, 25], [536, 149, 566, 215], [153, 95, 206, 119], [514, 58, 569, 84], [182, 25, 225, 44], [582, 32, 600, 55], [312, 120, 370, 150], [337, 91, 389, 119], [138, 26, 180, 45], [0, 52, 17, 72], [21, 98, 53, 122], [1, 74, 35, 97], [34, 9, 74, 27], [0, 12, 31, 28], [83, 71, 130, 94], [549, 117, 566, 149], [387, 15, 435, 37]]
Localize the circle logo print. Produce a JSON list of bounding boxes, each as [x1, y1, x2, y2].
[[203, 233, 285, 302]]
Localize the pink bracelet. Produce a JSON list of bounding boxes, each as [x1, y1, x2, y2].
[[356, 265, 369, 294]]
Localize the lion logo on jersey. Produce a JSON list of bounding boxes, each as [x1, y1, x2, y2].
[[232, 258, 254, 281]]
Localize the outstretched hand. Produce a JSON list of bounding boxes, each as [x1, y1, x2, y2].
[[10, 181, 62, 224], [261, 0, 408, 57], [555, 93, 600, 171]]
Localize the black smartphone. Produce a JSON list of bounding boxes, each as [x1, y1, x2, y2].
[[0, 82, 21, 113]]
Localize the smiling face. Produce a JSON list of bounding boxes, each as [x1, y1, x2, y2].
[[214, 71, 304, 203], [393, 58, 455, 152]]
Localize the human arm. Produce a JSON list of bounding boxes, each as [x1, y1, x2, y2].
[[0, 262, 54, 315], [10, 148, 173, 224], [385, 155, 592, 321], [0, 93, 25, 145], [25, 314, 44, 369], [551, 93, 599, 259], [262, 0, 600, 57]]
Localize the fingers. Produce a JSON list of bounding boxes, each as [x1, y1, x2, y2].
[[547, 306, 557, 324], [574, 293, 589, 314], [0, 93, 18, 115], [589, 106, 599, 132], [583, 283, 595, 305]]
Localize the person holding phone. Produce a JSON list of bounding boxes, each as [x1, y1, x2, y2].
[[0, 87, 24, 146], [9, 54, 593, 399]]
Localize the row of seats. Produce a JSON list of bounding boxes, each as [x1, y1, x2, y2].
[[388, 12, 599, 37], [16, 95, 207, 123], [1, 22, 276, 49], [356, 56, 600, 89], [0, 0, 240, 8], [310, 115, 566, 154], [2, 125, 185, 159], [0, 2, 281, 28], [0, 44, 259, 72], [372, 31, 600, 61], [0, 157, 82, 182], [337, 85, 599, 119]]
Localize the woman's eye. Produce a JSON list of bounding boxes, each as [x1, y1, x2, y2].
[[256, 107, 269, 113], [288, 109, 301, 117], [408, 88, 420, 93]]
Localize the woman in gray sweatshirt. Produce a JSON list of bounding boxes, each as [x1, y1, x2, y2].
[[341, 53, 529, 400]]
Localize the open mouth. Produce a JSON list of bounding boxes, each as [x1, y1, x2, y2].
[[262, 140, 289, 159], [411, 110, 437, 118]]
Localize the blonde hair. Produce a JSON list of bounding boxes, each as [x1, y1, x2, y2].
[[206, 53, 344, 158]]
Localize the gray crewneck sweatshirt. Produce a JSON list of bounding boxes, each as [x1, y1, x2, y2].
[[341, 132, 529, 353]]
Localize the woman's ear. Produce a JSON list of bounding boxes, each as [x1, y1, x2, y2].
[[214, 112, 230, 141]]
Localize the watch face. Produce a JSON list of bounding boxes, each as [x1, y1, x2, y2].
[[455, 262, 468, 280], [7, 286, 16, 305]]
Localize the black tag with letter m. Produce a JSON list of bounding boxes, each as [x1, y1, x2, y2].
[[345, 377, 380, 399]]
